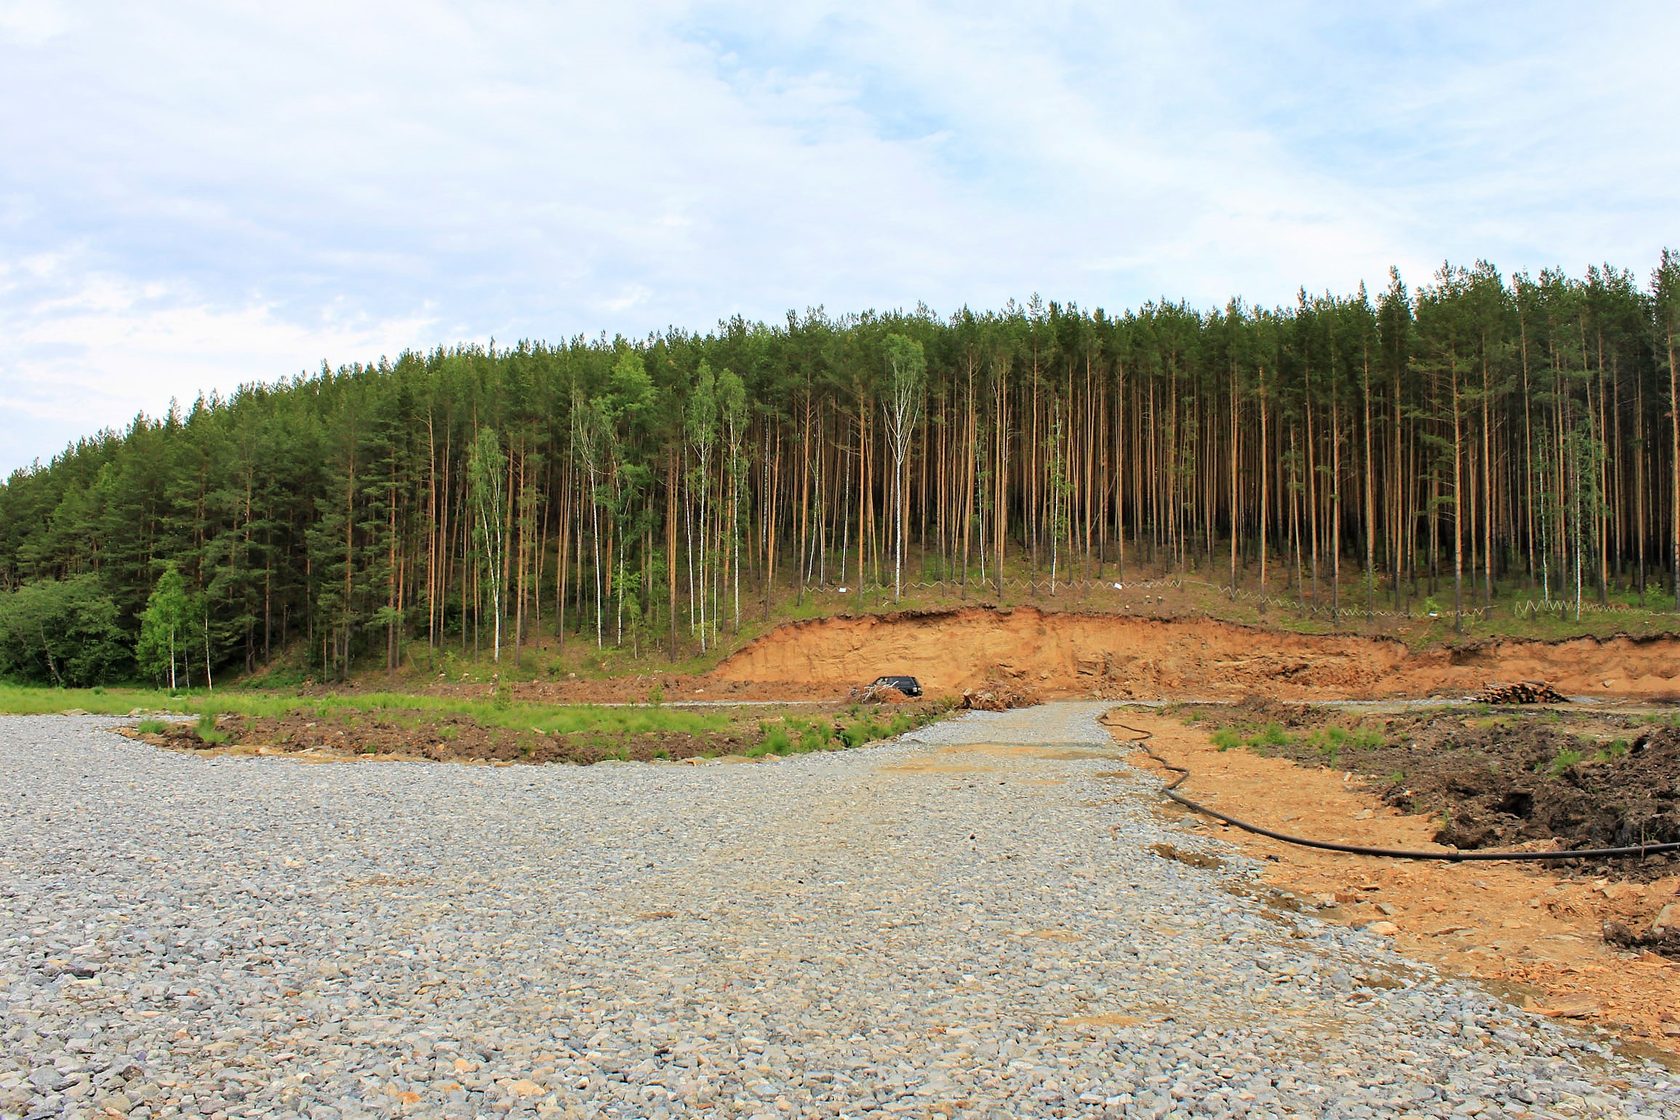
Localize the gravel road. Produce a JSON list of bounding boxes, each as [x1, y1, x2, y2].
[[2, 705, 1676, 1119]]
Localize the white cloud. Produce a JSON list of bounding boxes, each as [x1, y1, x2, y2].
[[2, 1, 1676, 472], [0, 0, 72, 47], [0, 258, 436, 469]]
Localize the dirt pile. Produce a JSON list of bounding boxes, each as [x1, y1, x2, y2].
[[1116, 712, 1680, 1055], [711, 606, 1680, 700], [126, 713, 760, 764], [849, 683, 909, 704], [1182, 702, 1680, 874]]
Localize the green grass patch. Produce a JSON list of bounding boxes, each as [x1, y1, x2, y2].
[[1539, 745, 1586, 776], [1597, 738, 1631, 761], [0, 682, 728, 738], [194, 713, 231, 746], [748, 703, 953, 759]]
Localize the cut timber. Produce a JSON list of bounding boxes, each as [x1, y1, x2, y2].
[[1476, 681, 1567, 705]]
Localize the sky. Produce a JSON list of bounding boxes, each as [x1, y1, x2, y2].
[[2, 0, 1677, 475]]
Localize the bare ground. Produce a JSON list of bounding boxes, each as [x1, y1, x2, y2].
[[711, 606, 1680, 700], [1106, 710, 1680, 1062]]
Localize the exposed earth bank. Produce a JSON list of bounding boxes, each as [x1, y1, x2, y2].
[[713, 607, 1680, 699]]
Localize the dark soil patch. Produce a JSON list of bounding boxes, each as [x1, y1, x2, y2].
[[125, 701, 951, 766], [1177, 701, 1680, 881]]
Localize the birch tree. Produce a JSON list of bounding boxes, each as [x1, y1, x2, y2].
[[882, 333, 926, 601], [467, 427, 508, 663]]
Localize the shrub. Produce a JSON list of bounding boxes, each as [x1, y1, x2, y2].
[[760, 725, 793, 756]]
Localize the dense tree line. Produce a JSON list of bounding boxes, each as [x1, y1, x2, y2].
[[3, 254, 1679, 684]]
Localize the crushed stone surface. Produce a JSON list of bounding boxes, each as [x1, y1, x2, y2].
[[2, 705, 1677, 1119]]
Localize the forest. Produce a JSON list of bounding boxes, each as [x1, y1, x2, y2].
[[2, 253, 1679, 686]]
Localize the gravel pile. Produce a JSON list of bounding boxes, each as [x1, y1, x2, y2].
[[2, 705, 1676, 1119]]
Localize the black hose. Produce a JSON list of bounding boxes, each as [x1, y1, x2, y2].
[[1106, 717, 1680, 863]]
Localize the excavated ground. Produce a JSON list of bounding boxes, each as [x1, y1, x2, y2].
[[1109, 711, 1680, 1057], [712, 606, 1680, 700]]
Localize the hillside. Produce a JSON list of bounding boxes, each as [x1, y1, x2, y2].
[[4, 257, 1680, 687]]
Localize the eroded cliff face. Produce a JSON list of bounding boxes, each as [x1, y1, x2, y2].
[[712, 606, 1680, 700]]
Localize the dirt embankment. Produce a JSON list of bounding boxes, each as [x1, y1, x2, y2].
[[712, 607, 1680, 700]]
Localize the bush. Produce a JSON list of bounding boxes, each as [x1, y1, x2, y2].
[[760, 724, 793, 756], [0, 576, 130, 686]]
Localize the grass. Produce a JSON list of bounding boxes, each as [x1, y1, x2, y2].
[[0, 679, 955, 764], [0, 682, 728, 737], [1196, 713, 1386, 762], [194, 712, 231, 746], [1540, 745, 1587, 776], [747, 703, 951, 759], [1304, 723, 1384, 763]]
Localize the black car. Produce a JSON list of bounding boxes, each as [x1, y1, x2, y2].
[[869, 675, 922, 697]]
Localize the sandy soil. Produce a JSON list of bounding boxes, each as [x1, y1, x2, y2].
[[712, 606, 1680, 700], [1102, 711, 1680, 1061]]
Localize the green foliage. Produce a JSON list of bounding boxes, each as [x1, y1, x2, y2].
[[137, 564, 193, 688], [0, 575, 129, 686], [2, 256, 1676, 683], [136, 717, 169, 734], [194, 713, 231, 746]]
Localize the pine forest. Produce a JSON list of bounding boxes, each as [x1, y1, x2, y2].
[[4, 254, 1680, 686]]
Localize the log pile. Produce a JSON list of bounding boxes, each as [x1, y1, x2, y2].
[[1476, 680, 1567, 705]]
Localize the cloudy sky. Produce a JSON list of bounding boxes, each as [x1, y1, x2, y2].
[[2, 1, 1676, 475]]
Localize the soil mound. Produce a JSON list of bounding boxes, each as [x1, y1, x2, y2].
[[712, 607, 1680, 700], [849, 683, 909, 704]]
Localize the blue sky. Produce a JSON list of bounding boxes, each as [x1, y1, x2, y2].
[[2, 0, 1676, 475]]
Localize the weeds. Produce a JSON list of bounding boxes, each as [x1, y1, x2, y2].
[[1540, 746, 1586, 776], [194, 712, 230, 746], [1305, 724, 1384, 763]]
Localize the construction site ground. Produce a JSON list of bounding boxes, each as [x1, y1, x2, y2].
[[701, 607, 1680, 1060], [132, 606, 1680, 1062], [1108, 710, 1680, 1063]]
